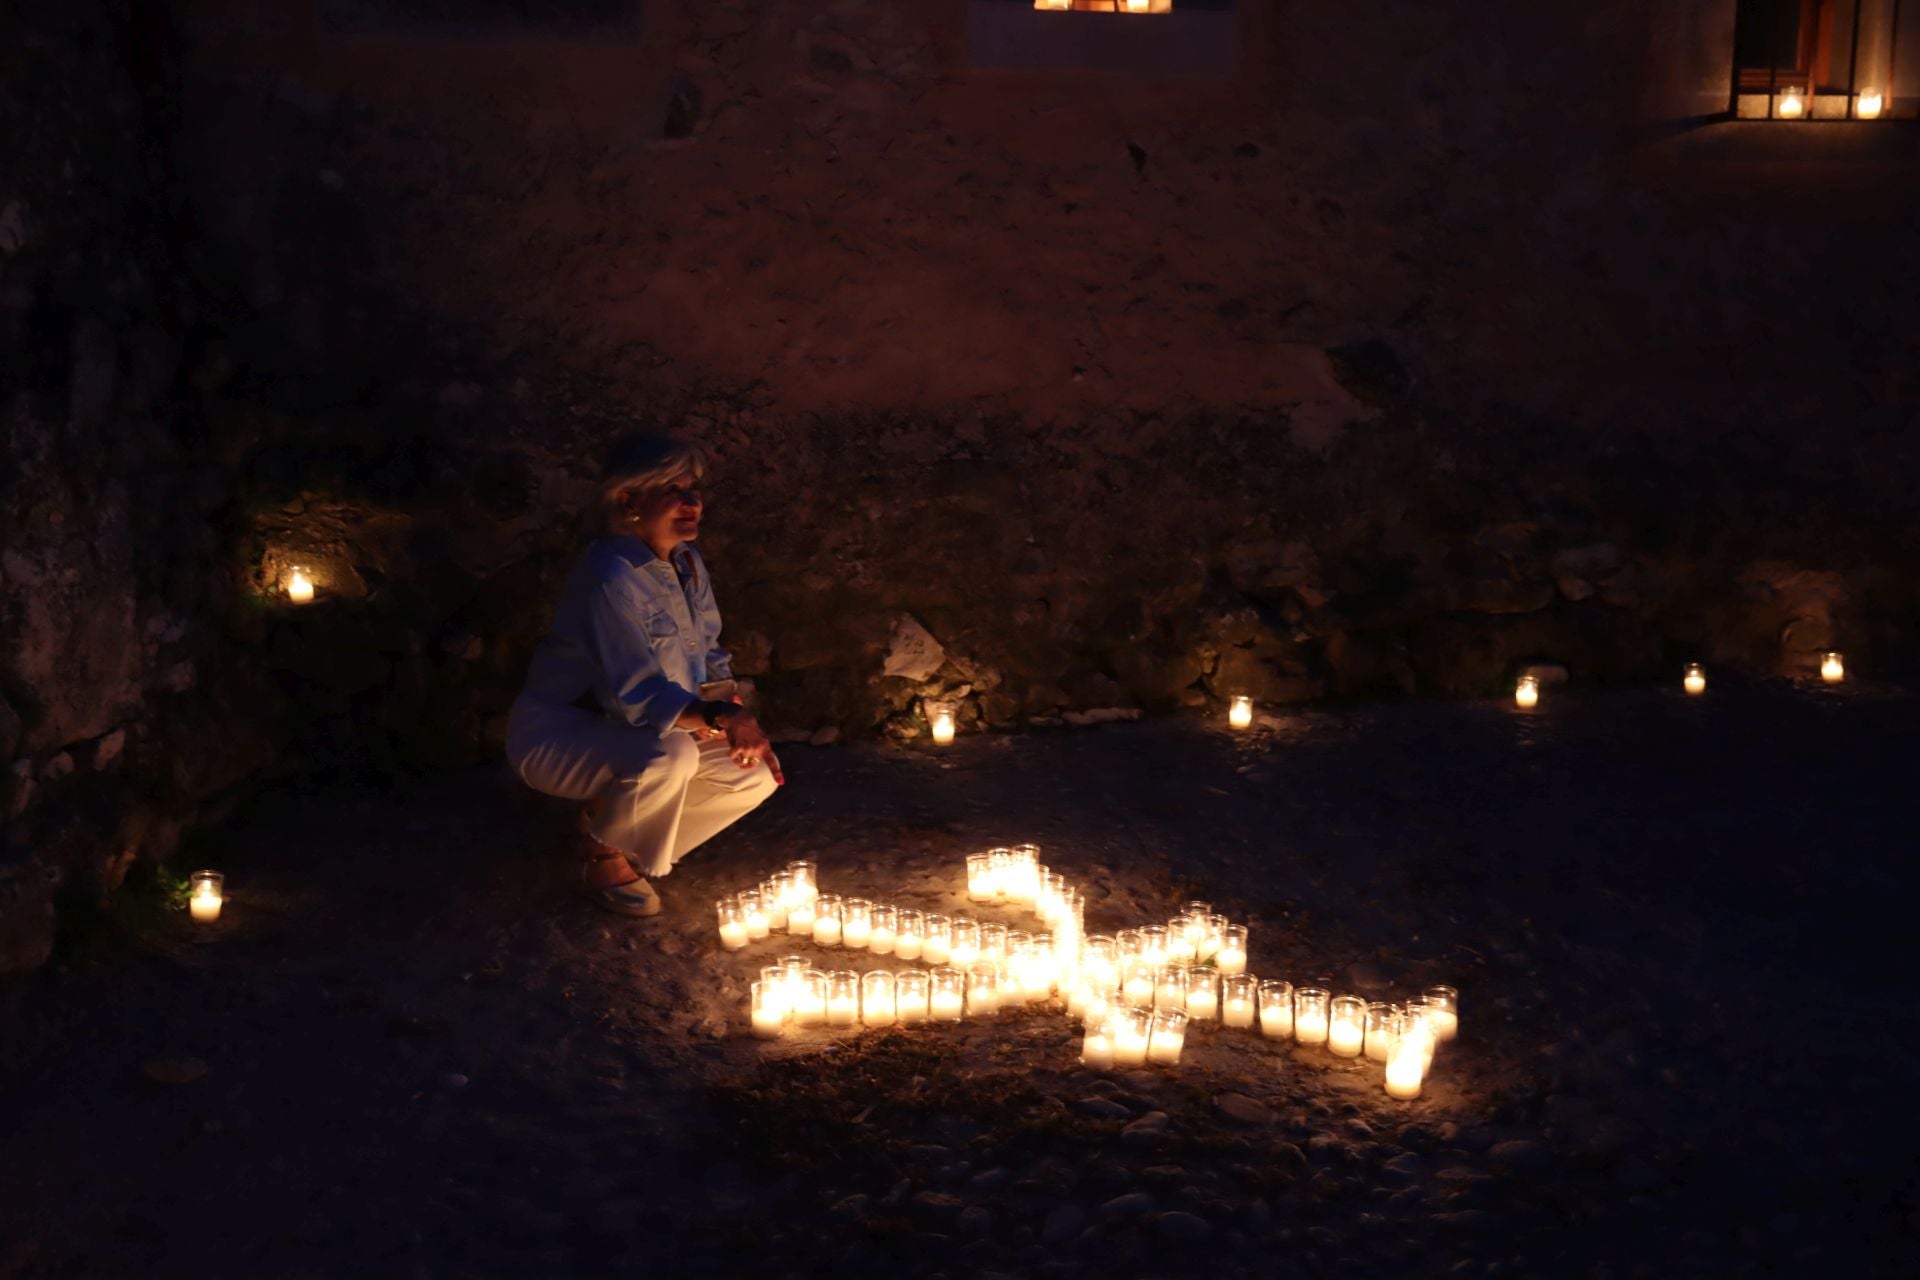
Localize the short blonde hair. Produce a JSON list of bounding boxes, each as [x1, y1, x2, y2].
[[598, 432, 709, 532]]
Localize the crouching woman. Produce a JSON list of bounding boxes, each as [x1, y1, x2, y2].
[[506, 433, 781, 916]]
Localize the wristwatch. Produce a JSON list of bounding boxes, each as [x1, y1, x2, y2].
[[701, 700, 740, 732]]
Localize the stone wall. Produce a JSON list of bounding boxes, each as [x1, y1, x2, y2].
[[3, 0, 1916, 968]]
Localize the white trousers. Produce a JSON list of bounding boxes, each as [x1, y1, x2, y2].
[[506, 698, 778, 879]]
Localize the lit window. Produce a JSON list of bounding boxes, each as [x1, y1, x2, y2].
[[1731, 0, 1902, 119]]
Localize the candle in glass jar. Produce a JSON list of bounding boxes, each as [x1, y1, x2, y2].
[[929, 966, 965, 1022], [1080, 1020, 1115, 1069], [949, 920, 981, 968], [750, 981, 787, 1039], [794, 969, 828, 1026], [1184, 968, 1219, 1021], [1422, 985, 1460, 1042], [1113, 1008, 1152, 1066], [1328, 996, 1366, 1057], [763, 872, 792, 931], [742, 889, 771, 940], [188, 870, 224, 923], [1222, 974, 1257, 1029], [869, 905, 897, 956], [896, 969, 931, 1025], [967, 853, 995, 901], [1147, 1009, 1188, 1065], [840, 898, 873, 950], [1683, 663, 1706, 696], [928, 701, 955, 746], [1258, 980, 1294, 1039], [1294, 987, 1331, 1045], [1515, 675, 1540, 709], [1364, 1002, 1398, 1062], [1141, 925, 1169, 967], [716, 897, 750, 951], [1821, 652, 1845, 684], [1857, 88, 1885, 119], [1154, 964, 1187, 1010], [1385, 1036, 1425, 1099], [786, 896, 817, 937], [860, 970, 896, 1027], [922, 915, 952, 966], [1229, 694, 1253, 729], [1214, 923, 1247, 974], [966, 963, 1000, 1017], [811, 895, 843, 947], [894, 910, 925, 962], [286, 569, 315, 604], [826, 971, 859, 1027]]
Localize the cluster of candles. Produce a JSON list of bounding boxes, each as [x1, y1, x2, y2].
[[1034, 1, 1165, 13], [1511, 655, 1846, 710], [721, 848, 1457, 1100]]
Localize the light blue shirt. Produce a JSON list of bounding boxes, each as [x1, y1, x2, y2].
[[519, 536, 733, 734]]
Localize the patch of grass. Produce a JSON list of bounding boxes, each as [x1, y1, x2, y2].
[[51, 861, 194, 965]]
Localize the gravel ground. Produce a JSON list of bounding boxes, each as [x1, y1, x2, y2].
[[3, 680, 1917, 1279]]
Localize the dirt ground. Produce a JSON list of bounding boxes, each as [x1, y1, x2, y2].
[[3, 680, 1917, 1279]]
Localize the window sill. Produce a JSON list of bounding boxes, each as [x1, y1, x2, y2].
[[966, 0, 1235, 75]]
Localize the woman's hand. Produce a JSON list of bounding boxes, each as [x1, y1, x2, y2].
[[723, 711, 785, 785]]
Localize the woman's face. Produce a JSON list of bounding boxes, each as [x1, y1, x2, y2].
[[623, 474, 704, 551]]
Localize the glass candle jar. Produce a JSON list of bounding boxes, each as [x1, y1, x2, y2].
[[926, 700, 956, 745], [1000, 933, 1031, 1002], [921, 914, 953, 966], [785, 876, 818, 936], [1147, 1008, 1189, 1065], [1683, 663, 1706, 696], [949, 919, 982, 968], [1155, 962, 1189, 1011], [1115, 928, 1144, 962], [1821, 651, 1845, 683], [716, 896, 750, 951], [1258, 979, 1295, 1038], [1422, 985, 1460, 1042], [1028, 932, 1059, 996], [1141, 925, 1169, 966], [1214, 922, 1248, 974], [1184, 967, 1219, 1021], [869, 904, 898, 956], [840, 898, 873, 950], [1011, 844, 1041, 901], [1328, 995, 1367, 1057], [929, 966, 965, 1022], [1080, 1010, 1116, 1069], [1229, 694, 1253, 729], [826, 971, 860, 1027], [1082, 936, 1119, 992], [966, 963, 1001, 1017], [750, 980, 787, 1039], [741, 888, 771, 940], [1112, 1007, 1152, 1066], [811, 894, 844, 948], [1121, 960, 1157, 1008], [1222, 974, 1257, 1028], [188, 870, 224, 923], [894, 909, 926, 962], [1515, 674, 1540, 708], [981, 922, 1010, 962], [763, 871, 793, 930], [1200, 911, 1228, 962], [1364, 1002, 1398, 1062], [1294, 987, 1331, 1045], [1167, 917, 1199, 964], [1041, 871, 1068, 922], [861, 970, 897, 1027], [1402, 1002, 1439, 1069], [896, 969, 931, 1025], [785, 859, 817, 903], [967, 853, 996, 901], [795, 969, 829, 1027]]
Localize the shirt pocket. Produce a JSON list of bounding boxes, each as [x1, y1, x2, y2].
[[639, 604, 680, 643]]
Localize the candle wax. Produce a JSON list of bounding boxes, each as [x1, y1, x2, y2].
[[1146, 1035, 1184, 1066], [1222, 998, 1255, 1029], [1261, 1007, 1294, 1039], [812, 920, 842, 947], [1186, 992, 1218, 1021], [745, 914, 770, 940], [968, 989, 1000, 1017], [1296, 1013, 1330, 1045], [190, 893, 223, 924], [1385, 1053, 1424, 1100], [862, 1003, 895, 1028], [751, 1009, 785, 1039], [1365, 1032, 1393, 1062], [1428, 1009, 1459, 1042], [718, 921, 749, 950], [826, 997, 857, 1027], [930, 992, 964, 1021], [1215, 947, 1247, 975], [897, 1000, 929, 1025], [841, 922, 871, 950], [923, 939, 952, 965], [894, 934, 923, 961], [1329, 1022, 1364, 1057], [868, 927, 895, 955]]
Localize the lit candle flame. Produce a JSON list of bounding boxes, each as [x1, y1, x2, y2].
[[1857, 90, 1884, 120], [1228, 695, 1253, 730], [1514, 675, 1540, 709], [287, 569, 315, 604], [1777, 89, 1806, 118], [1820, 652, 1845, 684], [1683, 664, 1706, 696]]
